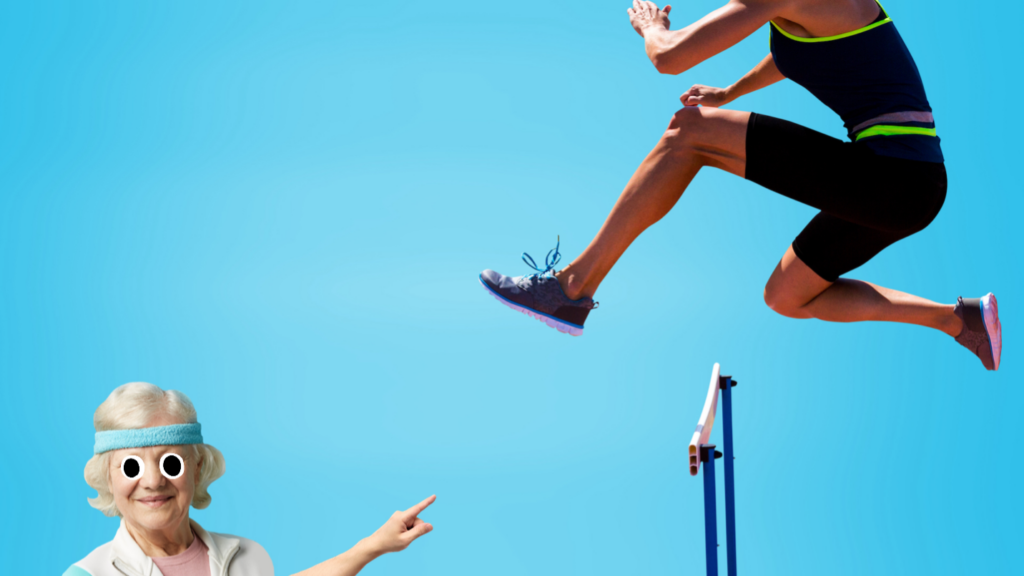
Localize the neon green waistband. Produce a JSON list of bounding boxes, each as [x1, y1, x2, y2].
[[854, 124, 937, 142]]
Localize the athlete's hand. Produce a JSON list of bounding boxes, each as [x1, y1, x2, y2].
[[680, 84, 732, 107], [628, 1, 672, 37], [363, 495, 435, 555]]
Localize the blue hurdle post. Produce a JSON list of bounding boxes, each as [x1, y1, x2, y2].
[[701, 444, 719, 576], [720, 376, 738, 576], [694, 365, 740, 576]]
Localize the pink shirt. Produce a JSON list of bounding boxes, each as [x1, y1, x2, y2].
[[151, 532, 212, 576]]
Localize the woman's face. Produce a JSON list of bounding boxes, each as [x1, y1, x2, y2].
[[108, 415, 202, 535]]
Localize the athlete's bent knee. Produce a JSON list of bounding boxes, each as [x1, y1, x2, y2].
[[667, 106, 704, 128], [662, 106, 719, 152], [763, 285, 806, 319]]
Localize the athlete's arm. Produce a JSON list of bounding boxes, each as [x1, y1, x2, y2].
[[680, 53, 784, 107], [628, 0, 778, 75]]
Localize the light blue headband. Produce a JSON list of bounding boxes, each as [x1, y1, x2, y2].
[[94, 423, 203, 454]]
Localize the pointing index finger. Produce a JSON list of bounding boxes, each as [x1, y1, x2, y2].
[[402, 494, 436, 524]]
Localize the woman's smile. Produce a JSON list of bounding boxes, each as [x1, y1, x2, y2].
[[136, 494, 174, 508]]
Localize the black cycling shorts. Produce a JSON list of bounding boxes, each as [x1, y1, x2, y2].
[[745, 113, 947, 282]]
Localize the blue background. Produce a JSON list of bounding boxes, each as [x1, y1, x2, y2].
[[1, 1, 1020, 574]]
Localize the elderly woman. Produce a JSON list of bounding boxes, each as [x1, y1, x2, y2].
[[66, 383, 435, 576]]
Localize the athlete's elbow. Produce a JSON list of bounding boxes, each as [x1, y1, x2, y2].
[[647, 49, 670, 74], [651, 55, 689, 75], [651, 58, 673, 74], [649, 49, 693, 75], [652, 59, 684, 75], [647, 31, 694, 75]]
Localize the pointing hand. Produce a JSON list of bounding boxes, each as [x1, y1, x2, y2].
[[364, 495, 436, 555]]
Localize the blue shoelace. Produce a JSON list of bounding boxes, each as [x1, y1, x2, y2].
[[521, 236, 561, 281], [514, 236, 597, 307]]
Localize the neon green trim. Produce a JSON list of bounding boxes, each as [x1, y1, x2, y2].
[[770, 1, 891, 43], [855, 125, 937, 141], [770, 18, 891, 43]]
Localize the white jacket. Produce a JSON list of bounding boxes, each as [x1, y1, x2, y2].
[[64, 518, 274, 576]]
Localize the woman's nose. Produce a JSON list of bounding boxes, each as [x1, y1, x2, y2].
[[139, 459, 166, 488]]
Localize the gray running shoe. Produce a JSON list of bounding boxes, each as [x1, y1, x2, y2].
[[479, 238, 597, 336], [953, 293, 1001, 371]]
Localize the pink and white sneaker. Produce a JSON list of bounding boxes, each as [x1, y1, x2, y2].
[[953, 293, 1001, 371]]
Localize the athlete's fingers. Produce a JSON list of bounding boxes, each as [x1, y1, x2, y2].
[[632, 0, 643, 15], [664, 5, 672, 15], [401, 494, 436, 524]]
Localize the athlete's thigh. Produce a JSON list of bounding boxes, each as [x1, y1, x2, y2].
[[744, 113, 878, 213], [742, 112, 948, 233], [669, 106, 751, 177]]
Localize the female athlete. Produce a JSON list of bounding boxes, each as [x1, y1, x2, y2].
[[479, 0, 1001, 370]]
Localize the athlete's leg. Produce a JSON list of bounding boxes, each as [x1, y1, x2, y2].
[[763, 245, 962, 336], [557, 106, 750, 300], [482, 110, 982, 350], [553, 105, 961, 332]]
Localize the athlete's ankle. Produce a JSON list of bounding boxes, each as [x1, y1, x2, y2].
[[556, 268, 590, 301], [941, 305, 963, 337]]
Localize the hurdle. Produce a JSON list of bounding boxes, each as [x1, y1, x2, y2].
[[688, 363, 738, 576]]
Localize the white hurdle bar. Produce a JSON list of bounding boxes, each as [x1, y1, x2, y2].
[[689, 363, 721, 476]]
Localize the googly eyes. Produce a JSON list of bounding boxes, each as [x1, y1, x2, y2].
[[160, 453, 184, 479], [121, 455, 144, 479], [119, 453, 185, 480]]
